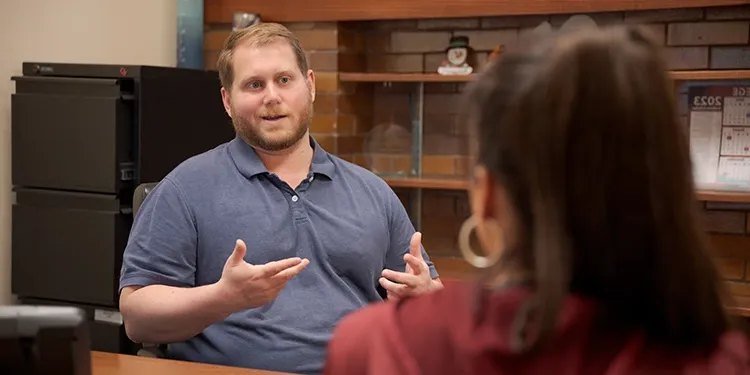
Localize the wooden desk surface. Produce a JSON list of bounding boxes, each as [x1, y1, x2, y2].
[[91, 351, 295, 375]]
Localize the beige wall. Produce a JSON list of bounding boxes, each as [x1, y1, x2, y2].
[[0, 0, 177, 304]]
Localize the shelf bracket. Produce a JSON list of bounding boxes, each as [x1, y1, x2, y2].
[[410, 82, 424, 176], [407, 82, 425, 231]]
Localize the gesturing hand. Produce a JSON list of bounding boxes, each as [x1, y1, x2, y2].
[[217, 239, 310, 311], [379, 232, 440, 302]]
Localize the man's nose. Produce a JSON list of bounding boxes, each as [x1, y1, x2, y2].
[[263, 84, 281, 105]]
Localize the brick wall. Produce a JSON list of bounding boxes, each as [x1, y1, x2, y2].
[[203, 5, 750, 307]]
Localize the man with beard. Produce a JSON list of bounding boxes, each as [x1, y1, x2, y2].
[[117, 22, 442, 375]]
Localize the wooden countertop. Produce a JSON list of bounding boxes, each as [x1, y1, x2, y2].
[[92, 351, 294, 375]]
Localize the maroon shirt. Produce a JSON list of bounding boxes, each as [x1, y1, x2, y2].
[[324, 280, 750, 375]]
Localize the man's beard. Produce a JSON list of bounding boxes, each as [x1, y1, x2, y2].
[[231, 98, 313, 152]]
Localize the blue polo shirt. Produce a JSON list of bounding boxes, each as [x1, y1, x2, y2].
[[119, 135, 438, 374]]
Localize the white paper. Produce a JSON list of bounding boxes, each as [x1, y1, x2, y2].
[[689, 111, 723, 185], [717, 157, 750, 185]]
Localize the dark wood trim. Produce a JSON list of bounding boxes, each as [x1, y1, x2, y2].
[[205, 0, 747, 24]]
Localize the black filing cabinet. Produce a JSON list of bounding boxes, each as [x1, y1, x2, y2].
[[10, 62, 234, 354]]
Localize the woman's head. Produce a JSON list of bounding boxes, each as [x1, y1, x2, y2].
[[462, 25, 732, 351]]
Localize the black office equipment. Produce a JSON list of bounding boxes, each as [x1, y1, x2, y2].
[[0, 305, 91, 375], [10, 62, 234, 354]]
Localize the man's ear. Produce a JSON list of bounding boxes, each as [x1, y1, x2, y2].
[[220, 87, 232, 117], [307, 69, 316, 102]]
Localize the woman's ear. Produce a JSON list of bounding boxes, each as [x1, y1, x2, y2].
[[470, 164, 509, 259], [470, 165, 496, 221]]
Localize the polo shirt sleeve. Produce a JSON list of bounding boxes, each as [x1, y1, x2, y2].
[[119, 177, 198, 293], [384, 189, 439, 279]]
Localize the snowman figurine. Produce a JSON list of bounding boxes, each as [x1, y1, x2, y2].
[[438, 35, 474, 76]]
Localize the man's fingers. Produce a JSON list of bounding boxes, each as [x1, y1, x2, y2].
[[259, 257, 305, 278], [379, 277, 410, 295], [403, 254, 425, 276], [409, 232, 423, 259], [226, 239, 248, 266], [269, 258, 310, 283], [381, 269, 420, 287]]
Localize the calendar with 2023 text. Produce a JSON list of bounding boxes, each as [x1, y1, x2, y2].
[[689, 85, 750, 191]]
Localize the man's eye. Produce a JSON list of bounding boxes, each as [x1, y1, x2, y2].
[[249, 82, 261, 89], [279, 77, 290, 84]]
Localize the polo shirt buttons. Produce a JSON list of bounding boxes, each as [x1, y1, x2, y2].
[[291, 195, 299, 202], [309, 176, 314, 182]]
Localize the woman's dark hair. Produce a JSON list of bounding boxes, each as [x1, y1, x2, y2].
[[462, 25, 737, 354]]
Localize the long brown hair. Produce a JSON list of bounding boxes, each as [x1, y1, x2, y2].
[[463, 25, 736, 353]]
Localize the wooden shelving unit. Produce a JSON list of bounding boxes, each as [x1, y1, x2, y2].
[[357, 69, 750, 206], [340, 70, 750, 83]]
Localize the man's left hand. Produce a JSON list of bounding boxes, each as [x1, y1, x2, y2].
[[380, 232, 442, 302]]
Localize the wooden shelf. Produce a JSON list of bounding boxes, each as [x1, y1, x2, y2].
[[340, 71, 750, 83], [670, 70, 750, 81], [382, 177, 469, 190], [382, 177, 750, 203], [340, 73, 476, 83], [339, 73, 475, 83], [696, 190, 750, 203]]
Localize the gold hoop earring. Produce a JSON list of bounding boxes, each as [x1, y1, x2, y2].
[[458, 215, 503, 269]]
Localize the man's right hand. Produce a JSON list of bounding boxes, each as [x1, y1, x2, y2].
[[217, 239, 310, 311], [119, 239, 309, 344]]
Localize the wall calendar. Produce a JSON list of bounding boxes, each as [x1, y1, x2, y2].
[[688, 85, 750, 191]]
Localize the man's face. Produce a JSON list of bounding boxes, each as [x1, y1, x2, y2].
[[221, 39, 316, 152]]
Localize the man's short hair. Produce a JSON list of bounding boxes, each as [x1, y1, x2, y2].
[[216, 22, 309, 91]]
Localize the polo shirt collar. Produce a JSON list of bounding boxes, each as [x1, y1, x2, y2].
[[228, 135, 335, 180]]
